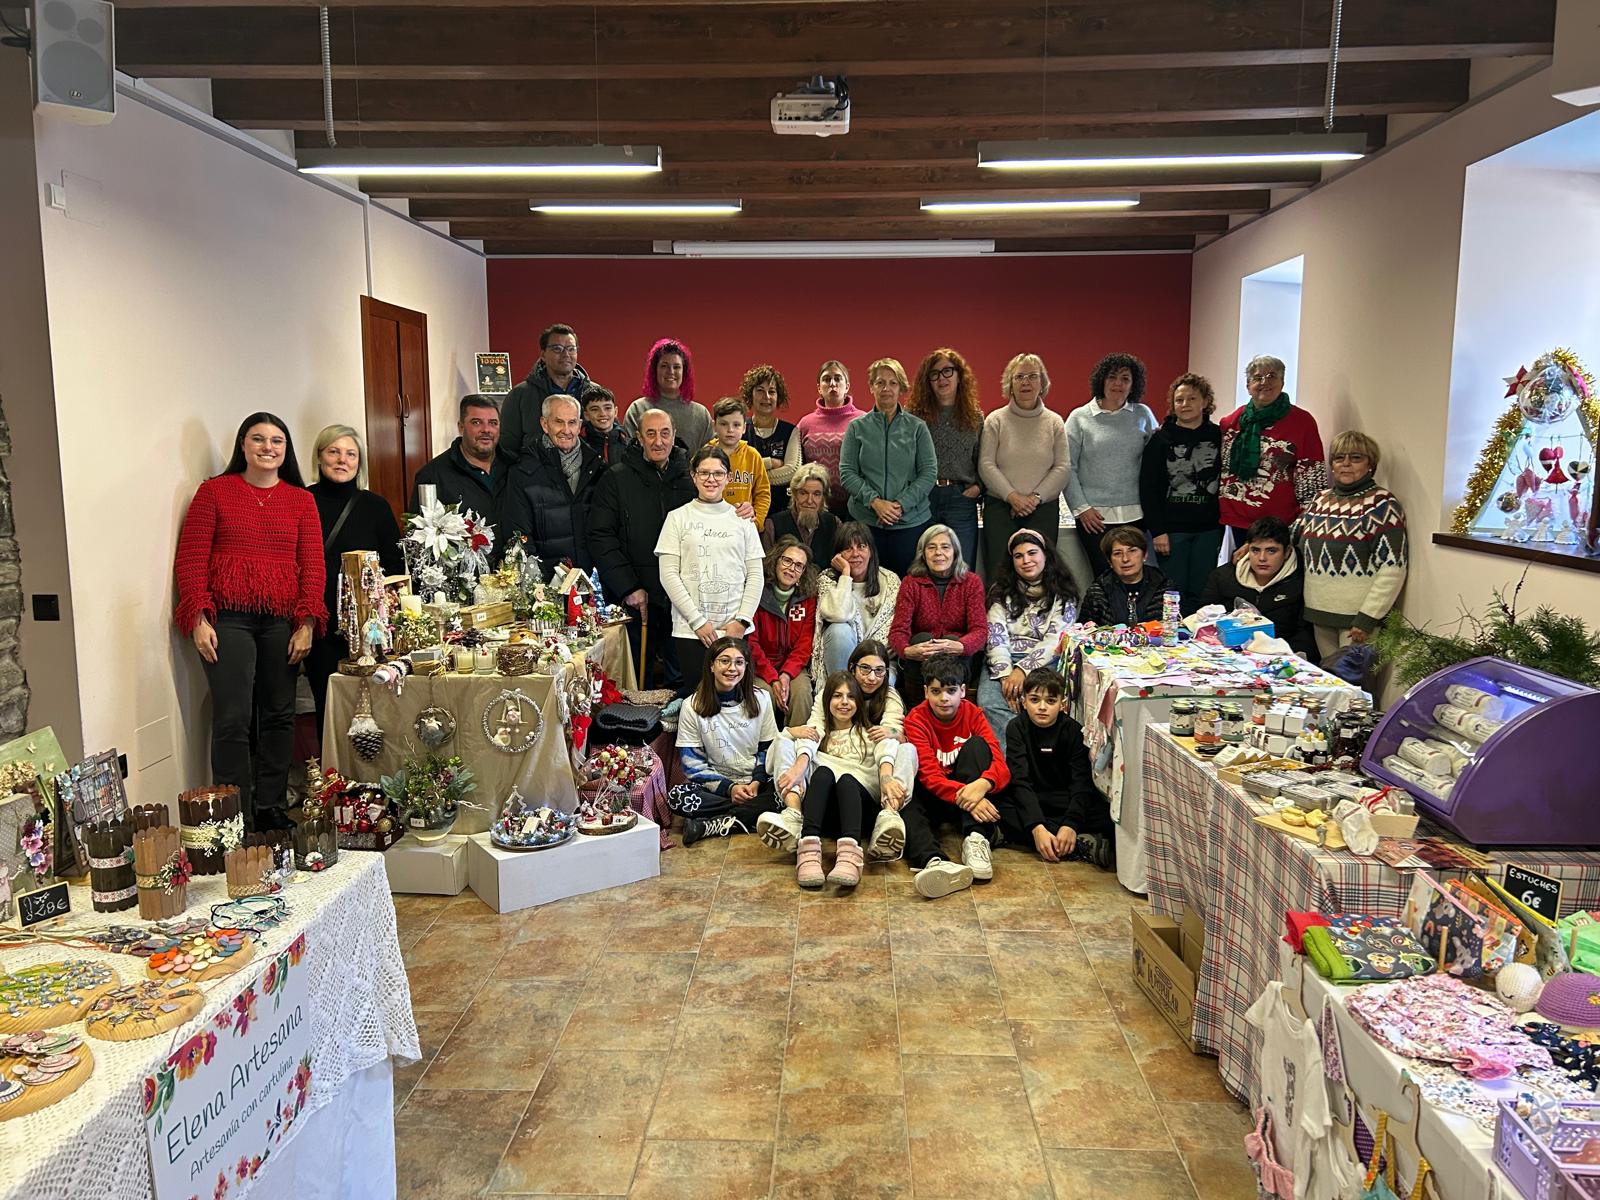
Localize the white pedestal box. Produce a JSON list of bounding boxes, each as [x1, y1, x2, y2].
[[465, 818, 661, 913], [383, 835, 471, 895]]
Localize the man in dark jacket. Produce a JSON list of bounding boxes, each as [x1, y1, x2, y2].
[[411, 394, 511, 544], [1001, 668, 1113, 868], [502, 395, 605, 569], [589, 408, 694, 687], [1199, 515, 1316, 657], [498, 323, 593, 462]]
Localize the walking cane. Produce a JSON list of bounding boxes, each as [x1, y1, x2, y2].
[[637, 605, 649, 690]]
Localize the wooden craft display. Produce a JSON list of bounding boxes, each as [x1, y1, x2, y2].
[[134, 825, 187, 920], [84, 813, 137, 913], [178, 785, 241, 876], [84, 978, 203, 1041], [0, 961, 118, 1034], [130, 804, 169, 832], [143, 930, 254, 984], [225, 844, 277, 898], [0, 1033, 95, 1120]]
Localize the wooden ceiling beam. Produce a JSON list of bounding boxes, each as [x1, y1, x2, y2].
[[442, 214, 1232, 239], [408, 192, 1269, 221], [212, 60, 1468, 129]]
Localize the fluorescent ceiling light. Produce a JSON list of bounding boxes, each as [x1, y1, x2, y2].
[[531, 201, 741, 216], [669, 240, 995, 259], [978, 134, 1366, 170], [920, 195, 1139, 214], [297, 145, 662, 177]]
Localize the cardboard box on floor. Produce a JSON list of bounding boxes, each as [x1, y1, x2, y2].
[[1132, 909, 1200, 1052], [384, 835, 470, 896], [1179, 906, 1205, 978]]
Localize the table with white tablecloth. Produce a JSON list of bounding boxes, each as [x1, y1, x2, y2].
[[1065, 636, 1365, 892], [0, 853, 418, 1200]]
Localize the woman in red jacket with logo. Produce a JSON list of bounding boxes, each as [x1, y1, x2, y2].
[[174, 413, 326, 833], [889, 524, 986, 707], [748, 537, 818, 727]]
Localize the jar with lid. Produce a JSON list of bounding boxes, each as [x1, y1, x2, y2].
[[1220, 704, 1247, 744], [1194, 704, 1222, 755], [1252, 692, 1271, 726], [1169, 700, 1197, 738]]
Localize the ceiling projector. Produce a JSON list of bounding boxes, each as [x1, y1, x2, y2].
[[771, 75, 850, 137]]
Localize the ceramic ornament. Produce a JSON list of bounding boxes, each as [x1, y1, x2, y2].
[[84, 978, 204, 1042], [0, 961, 118, 1033], [0, 1033, 95, 1120]]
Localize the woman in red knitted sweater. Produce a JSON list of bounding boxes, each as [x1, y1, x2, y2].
[[174, 413, 326, 832], [889, 524, 986, 707]]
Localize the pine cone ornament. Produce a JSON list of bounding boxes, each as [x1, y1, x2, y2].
[[349, 722, 385, 762]]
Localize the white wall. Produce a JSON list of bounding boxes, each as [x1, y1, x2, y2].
[[1190, 66, 1599, 655], [24, 79, 486, 804], [1234, 272, 1303, 412]]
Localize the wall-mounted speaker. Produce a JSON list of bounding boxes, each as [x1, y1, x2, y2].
[[31, 0, 116, 124]]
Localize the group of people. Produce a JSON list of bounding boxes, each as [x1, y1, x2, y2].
[[171, 325, 1411, 856]]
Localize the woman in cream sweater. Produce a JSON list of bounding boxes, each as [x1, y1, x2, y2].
[[979, 353, 1070, 577]]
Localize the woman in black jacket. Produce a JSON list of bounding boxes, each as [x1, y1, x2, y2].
[[1198, 515, 1316, 656], [305, 425, 405, 746], [1078, 527, 1177, 626]]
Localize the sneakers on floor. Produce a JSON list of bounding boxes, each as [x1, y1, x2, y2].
[[961, 832, 994, 881], [827, 838, 864, 888], [756, 806, 804, 855], [914, 856, 974, 899], [1070, 832, 1116, 870], [682, 814, 745, 846], [867, 809, 906, 862], [797, 835, 825, 889]]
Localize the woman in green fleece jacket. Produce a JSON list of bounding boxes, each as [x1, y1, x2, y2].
[[839, 356, 938, 577]]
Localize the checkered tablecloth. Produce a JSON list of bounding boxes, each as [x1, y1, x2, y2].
[[1142, 723, 1600, 1102]]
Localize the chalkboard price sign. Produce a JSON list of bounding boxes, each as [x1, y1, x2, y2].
[[1503, 864, 1563, 923], [18, 881, 71, 928]]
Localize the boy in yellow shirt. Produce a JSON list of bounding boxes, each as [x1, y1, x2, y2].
[[709, 396, 771, 527]]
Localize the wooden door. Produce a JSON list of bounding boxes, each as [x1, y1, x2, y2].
[[360, 296, 432, 522]]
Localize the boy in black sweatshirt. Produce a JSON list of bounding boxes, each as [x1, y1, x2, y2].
[[1000, 668, 1115, 869]]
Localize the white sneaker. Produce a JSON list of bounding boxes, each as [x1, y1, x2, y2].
[[961, 833, 994, 881], [867, 810, 906, 861], [914, 857, 974, 899], [756, 806, 803, 855]]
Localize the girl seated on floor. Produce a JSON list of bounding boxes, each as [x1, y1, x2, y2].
[[767, 671, 912, 889], [668, 636, 782, 845], [762, 640, 910, 857]]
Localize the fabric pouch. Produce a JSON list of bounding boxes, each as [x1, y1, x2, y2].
[[1443, 879, 1519, 974], [1304, 925, 1355, 982], [1324, 913, 1436, 981], [1484, 876, 1574, 979], [1403, 871, 1490, 978]]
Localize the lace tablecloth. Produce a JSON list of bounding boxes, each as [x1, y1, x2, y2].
[[0, 853, 419, 1200]]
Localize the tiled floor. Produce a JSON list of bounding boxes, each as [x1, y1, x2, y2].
[[392, 832, 1255, 1199]]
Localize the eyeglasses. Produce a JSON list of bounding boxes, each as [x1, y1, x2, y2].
[[929, 366, 959, 381], [712, 656, 744, 668], [1247, 371, 1282, 383], [694, 469, 729, 480], [777, 557, 808, 570], [546, 343, 579, 356], [1331, 453, 1370, 464], [1013, 372, 1042, 383], [854, 664, 888, 678]]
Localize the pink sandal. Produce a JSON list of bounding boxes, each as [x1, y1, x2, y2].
[[828, 838, 864, 888], [797, 836, 825, 889]]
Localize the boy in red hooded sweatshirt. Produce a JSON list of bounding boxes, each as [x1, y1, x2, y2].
[[902, 654, 1010, 898]]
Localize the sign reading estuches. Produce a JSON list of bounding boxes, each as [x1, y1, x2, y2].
[[1503, 864, 1563, 923], [143, 935, 313, 1200]]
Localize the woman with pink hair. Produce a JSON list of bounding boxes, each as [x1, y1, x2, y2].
[[624, 337, 712, 451]]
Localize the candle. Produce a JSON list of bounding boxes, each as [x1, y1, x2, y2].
[[473, 647, 495, 674], [400, 594, 422, 616], [454, 648, 475, 673], [433, 591, 447, 607]]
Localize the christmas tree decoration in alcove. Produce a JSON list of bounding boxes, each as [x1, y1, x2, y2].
[[1451, 348, 1599, 552]]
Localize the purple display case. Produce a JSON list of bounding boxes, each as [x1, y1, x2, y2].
[[1361, 656, 1600, 846]]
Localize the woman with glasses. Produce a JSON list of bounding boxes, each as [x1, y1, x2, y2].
[[1294, 431, 1408, 659], [748, 537, 820, 727], [654, 445, 765, 695], [1064, 352, 1160, 578], [794, 359, 866, 516], [1219, 353, 1327, 538], [624, 337, 712, 453], [979, 352, 1070, 577], [907, 348, 984, 574], [839, 356, 938, 577]]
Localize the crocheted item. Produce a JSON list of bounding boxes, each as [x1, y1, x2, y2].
[[172, 474, 328, 636], [1536, 972, 1600, 1029], [1295, 478, 1409, 632]]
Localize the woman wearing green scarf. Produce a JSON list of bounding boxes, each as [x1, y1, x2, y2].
[[1218, 354, 1328, 538]]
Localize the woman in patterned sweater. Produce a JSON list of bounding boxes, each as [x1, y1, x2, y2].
[[1293, 431, 1408, 659], [979, 529, 1078, 741]]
